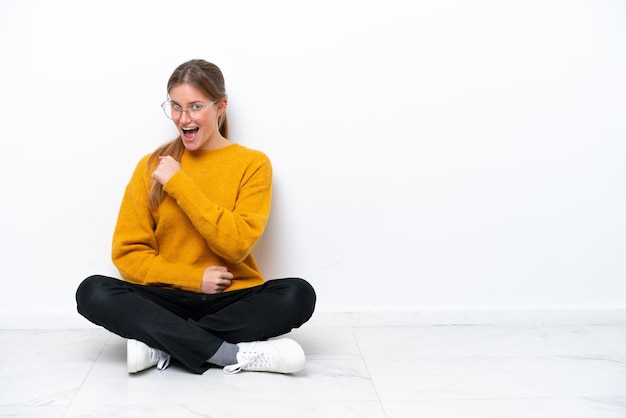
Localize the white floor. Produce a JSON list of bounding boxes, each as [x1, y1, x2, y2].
[[1, 323, 625, 417]]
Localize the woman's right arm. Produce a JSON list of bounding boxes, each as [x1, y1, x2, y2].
[[110, 156, 204, 292]]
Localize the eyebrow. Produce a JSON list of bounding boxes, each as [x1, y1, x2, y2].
[[170, 99, 210, 104], [169, 99, 206, 106]]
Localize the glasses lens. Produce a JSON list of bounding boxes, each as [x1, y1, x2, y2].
[[161, 101, 173, 119]]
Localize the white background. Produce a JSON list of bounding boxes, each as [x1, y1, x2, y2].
[[0, 0, 625, 325]]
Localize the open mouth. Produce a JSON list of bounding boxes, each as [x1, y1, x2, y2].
[[182, 127, 199, 140]]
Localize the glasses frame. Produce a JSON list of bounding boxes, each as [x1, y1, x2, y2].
[[161, 99, 219, 120]]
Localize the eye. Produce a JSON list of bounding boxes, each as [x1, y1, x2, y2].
[[172, 103, 183, 111], [191, 103, 205, 111]]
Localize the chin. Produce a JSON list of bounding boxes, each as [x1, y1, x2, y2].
[[182, 141, 200, 151]]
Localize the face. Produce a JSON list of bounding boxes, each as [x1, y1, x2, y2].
[[167, 83, 227, 151]]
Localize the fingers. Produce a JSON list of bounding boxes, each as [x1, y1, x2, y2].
[[201, 266, 234, 294], [151, 156, 181, 185], [211, 277, 232, 294], [201, 277, 232, 294], [218, 277, 232, 292], [157, 156, 176, 169], [207, 266, 233, 277]]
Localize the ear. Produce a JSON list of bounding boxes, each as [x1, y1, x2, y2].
[[217, 96, 228, 115]]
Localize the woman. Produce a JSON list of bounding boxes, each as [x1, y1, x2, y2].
[[76, 59, 316, 375]]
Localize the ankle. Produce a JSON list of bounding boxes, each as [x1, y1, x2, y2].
[[207, 341, 239, 367]]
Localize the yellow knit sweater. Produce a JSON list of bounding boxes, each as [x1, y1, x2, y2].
[[111, 144, 271, 293]]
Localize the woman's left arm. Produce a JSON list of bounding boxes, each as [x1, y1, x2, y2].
[[162, 154, 272, 263]]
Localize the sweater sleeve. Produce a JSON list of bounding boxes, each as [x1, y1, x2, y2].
[[162, 152, 272, 264], [111, 156, 205, 291]]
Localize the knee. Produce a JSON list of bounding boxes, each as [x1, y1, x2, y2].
[[284, 278, 317, 324], [75, 275, 117, 316]]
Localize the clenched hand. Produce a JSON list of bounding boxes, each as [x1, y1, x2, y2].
[[201, 266, 233, 294]]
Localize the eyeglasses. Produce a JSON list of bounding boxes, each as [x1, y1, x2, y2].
[[161, 99, 219, 120]]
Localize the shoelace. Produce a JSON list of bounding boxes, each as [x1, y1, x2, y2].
[[152, 349, 171, 371], [223, 345, 273, 375]]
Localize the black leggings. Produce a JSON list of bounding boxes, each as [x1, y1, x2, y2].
[[76, 275, 316, 374]]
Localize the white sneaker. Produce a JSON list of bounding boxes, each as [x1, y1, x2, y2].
[[127, 339, 171, 373], [223, 338, 305, 375]]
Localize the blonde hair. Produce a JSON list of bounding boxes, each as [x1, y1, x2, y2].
[[148, 60, 229, 210]]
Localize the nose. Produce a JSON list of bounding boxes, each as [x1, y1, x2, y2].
[[178, 109, 192, 123]]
